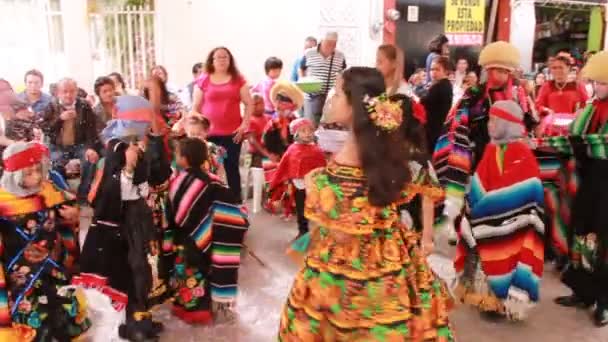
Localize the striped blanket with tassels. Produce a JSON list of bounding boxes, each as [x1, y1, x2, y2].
[[167, 169, 249, 323], [455, 142, 545, 315]]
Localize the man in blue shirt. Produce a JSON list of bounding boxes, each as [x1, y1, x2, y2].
[[291, 36, 318, 82], [17, 69, 53, 120]]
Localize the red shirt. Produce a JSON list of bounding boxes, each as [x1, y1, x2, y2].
[[535, 81, 588, 115], [197, 74, 246, 136], [247, 114, 271, 153]]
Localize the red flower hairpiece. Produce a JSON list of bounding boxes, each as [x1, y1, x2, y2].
[[363, 93, 403, 132]]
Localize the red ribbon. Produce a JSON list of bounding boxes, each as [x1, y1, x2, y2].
[[489, 106, 524, 126], [3, 143, 49, 172]]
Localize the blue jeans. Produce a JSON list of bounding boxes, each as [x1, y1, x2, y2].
[[50, 144, 96, 202], [207, 135, 242, 201]]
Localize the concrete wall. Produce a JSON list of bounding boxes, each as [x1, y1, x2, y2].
[[0, 0, 385, 92], [155, 0, 385, 88]]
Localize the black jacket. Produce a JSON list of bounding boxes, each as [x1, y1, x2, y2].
[[421, 78, 453, 151], [41, 97, 99, 151]]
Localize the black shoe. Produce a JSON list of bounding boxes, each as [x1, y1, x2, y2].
[[594, 307, 608, 327], [118, 319, 160, 342], [554, 295, 592, 308], [480, 310, 505, 321]]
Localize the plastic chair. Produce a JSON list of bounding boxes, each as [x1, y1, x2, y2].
[[243, 167, 265, 213]]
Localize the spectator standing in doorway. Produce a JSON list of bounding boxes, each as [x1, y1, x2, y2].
[[291, 36, 318, 82], [425, 34, 449, 83], [453, 57, 469, 89], [301, 31, 346, 126], [17, 69, 52, 120], [422, 56, 453, 151]]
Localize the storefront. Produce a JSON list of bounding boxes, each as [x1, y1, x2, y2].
[[507, 0, 607, 71], [384, 0, 492, 77]]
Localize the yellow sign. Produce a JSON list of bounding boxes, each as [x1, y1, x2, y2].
[[444, 0, 485, 45]]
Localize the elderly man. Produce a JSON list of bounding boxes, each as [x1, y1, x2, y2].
[[300, 31, 346, 126], [17, 69, 53, 119], [41, 78, 99, 201]]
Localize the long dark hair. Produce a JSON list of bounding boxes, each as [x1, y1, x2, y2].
[[143, 75, 170, 105], [108, 72, 126, 90], [204, 47, 241, 79], [342, 67, 412, 207], [428, 34, 448, 54], [389, 94, 429, 163]]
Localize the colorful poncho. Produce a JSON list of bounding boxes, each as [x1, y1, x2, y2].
[[0, 181, 90, 338], [432, 82, 530, 214], [166, 169, 249, 323], [269, 143, 326, 189], [455, 142, 545, 316]]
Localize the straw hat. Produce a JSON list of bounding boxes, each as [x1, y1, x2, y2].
[[582, 51, 608, 83], [478, 41, 520, 71], [270, 81, 305, 110]]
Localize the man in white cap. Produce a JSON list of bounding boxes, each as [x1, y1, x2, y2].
[[300, 31, 347, 126]]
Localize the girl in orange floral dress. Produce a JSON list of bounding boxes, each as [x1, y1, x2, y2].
[[278, 67, 454, 341]]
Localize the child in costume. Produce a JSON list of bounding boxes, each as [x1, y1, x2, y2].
[[81, 123, 163, 341], [246, 93, 274, 168], [262, 80, 304, 156], [536, 51, 608, 326], [269, 118, 325, 238], [92, 95, 173, 310], [0, 141, 90, 341], [262, 81, 305, 216], [455, 100, 545, 321], [172, 114, 227, 181], [166, 138, 249, 324], [433, 42, 534, 239], [278, 67, 453, 341]]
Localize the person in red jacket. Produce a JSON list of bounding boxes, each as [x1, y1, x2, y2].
[[270, 118, 325, 238], [536, 56, 588, 116]]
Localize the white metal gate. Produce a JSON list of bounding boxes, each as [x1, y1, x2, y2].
[[89, 5, 156, 91]]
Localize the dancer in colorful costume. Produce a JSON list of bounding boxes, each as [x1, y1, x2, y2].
[[270, 118, 326, 239], [0, 141, 90, 341], [432, 41, 532, 239], [279, 67, 453, 341], [538, 51, 608, 327], [454, 100, 545, 321], [262, 81, 305, 216], [81, 103, 164, 340], [166, 138, 249, 324]]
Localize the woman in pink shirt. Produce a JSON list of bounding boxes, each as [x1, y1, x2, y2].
[[192, 47, 253, 200]]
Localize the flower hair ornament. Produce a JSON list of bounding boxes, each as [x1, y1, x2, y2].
[[363, 93, 403, 132]]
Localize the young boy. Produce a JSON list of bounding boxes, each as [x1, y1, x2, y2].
[[247, 93, 274, 167], [168, 138, 249, 324], [253, 57, 283, 114]]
